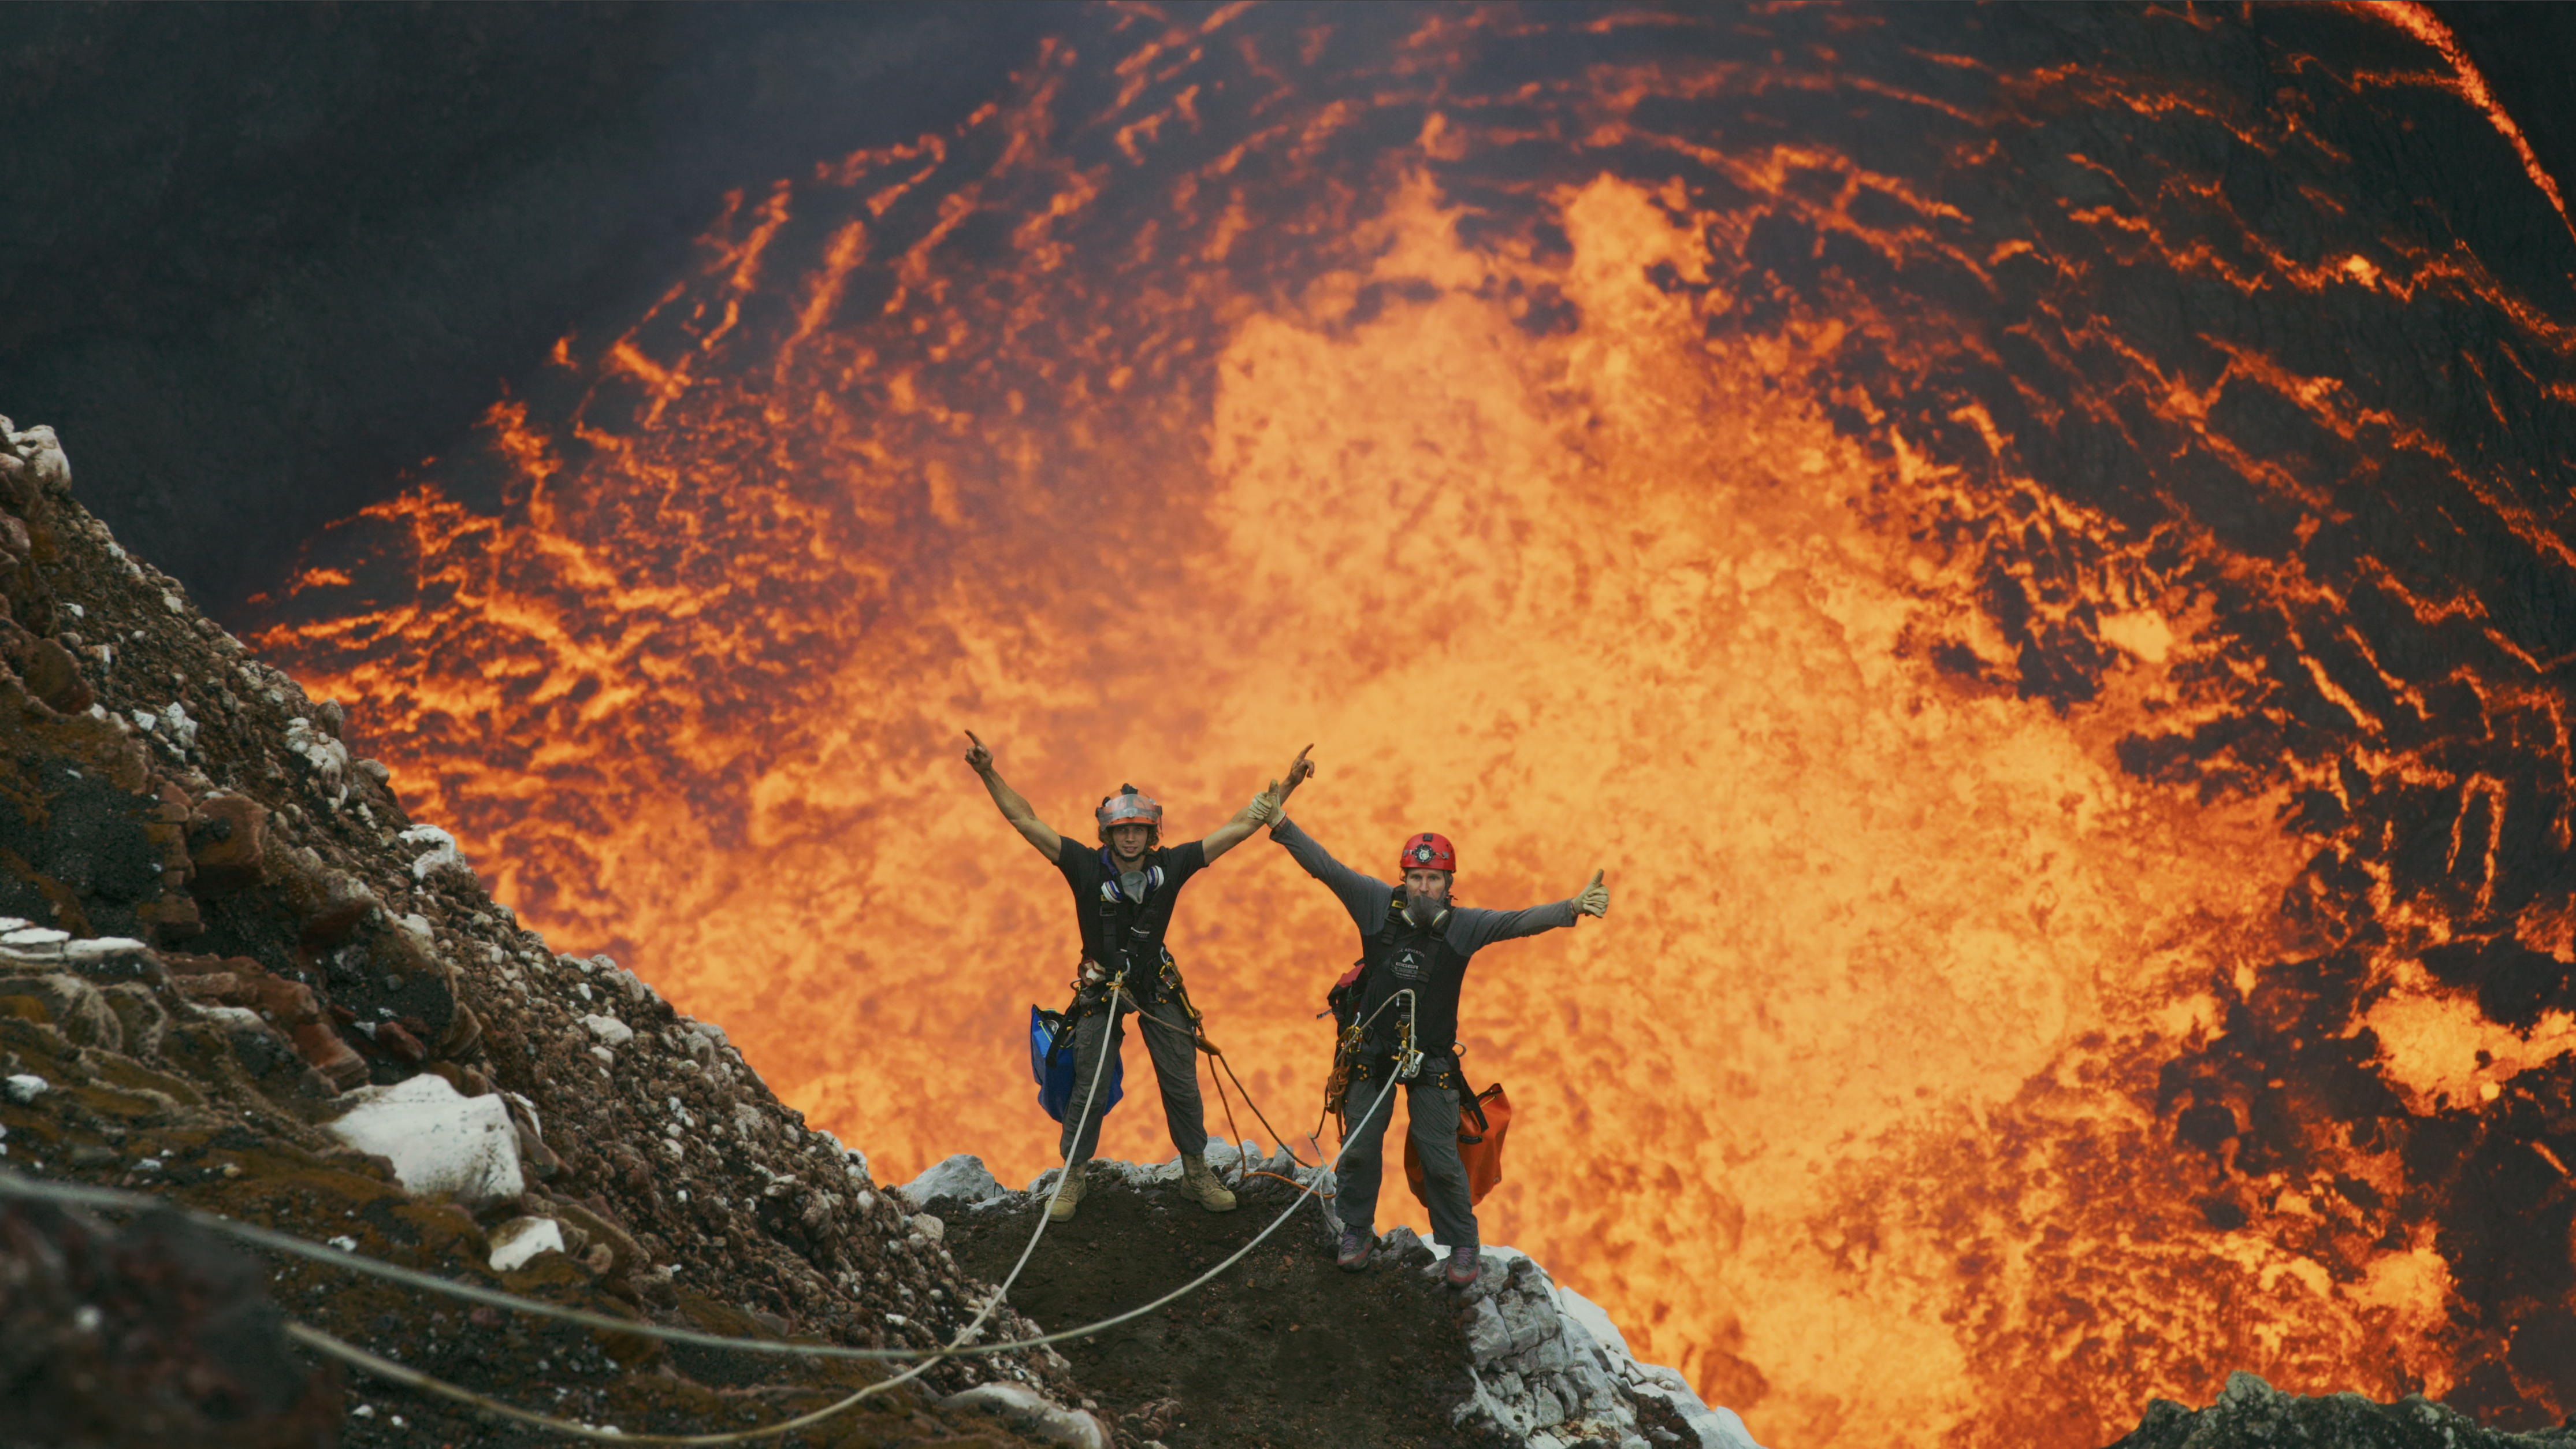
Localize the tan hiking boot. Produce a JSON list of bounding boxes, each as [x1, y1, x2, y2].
[[1180, 1153, 1238, 1213], [1048, 1161, 1088, 1221]]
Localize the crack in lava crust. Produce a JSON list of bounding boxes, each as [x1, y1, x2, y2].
[[251, 5, 2576, 1443]]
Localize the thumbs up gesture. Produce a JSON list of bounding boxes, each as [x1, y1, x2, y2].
[[1575, 869, 1609, 919]]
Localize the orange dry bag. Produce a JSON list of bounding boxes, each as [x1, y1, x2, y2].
[[1404, 1082, 1512, 1209]]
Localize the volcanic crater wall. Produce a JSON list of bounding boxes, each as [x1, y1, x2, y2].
[[224, 4, 2576, 1441]]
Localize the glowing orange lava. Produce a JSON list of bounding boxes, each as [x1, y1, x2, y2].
[[254, 6, 2576, 1442]]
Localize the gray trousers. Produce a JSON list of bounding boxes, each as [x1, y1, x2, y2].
[[1337, 1071, 1475, 1250], [1058, 990, 1207, 1163]]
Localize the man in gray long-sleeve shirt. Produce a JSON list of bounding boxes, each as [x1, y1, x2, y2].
[[1251, 767, 1608, 1288]]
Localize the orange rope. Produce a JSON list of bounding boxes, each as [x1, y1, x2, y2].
[[1132, 995, 1321, 1183]]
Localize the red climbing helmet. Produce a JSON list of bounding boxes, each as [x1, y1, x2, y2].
[[1397, 832, 1456, 875]]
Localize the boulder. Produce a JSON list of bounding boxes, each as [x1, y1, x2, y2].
[[184, 791, 267, 894], [325, 1073, 525, 1209], [487, 1215, 568, 1273], [904, 1153, 1005, 1210], [936, 1382, 1110, 1449]]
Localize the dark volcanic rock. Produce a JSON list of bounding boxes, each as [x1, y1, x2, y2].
[[0, 1197, 340, 1449], [0, 413, 1081, 1445], [948, 1166, 1504, 1449], [2107, 1372, 2576, 1448]]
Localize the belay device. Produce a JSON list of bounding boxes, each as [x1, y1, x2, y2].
[[1030, 1003, 1124, 1124]]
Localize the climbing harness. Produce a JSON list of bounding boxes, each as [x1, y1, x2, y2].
[[1031, 846, 1183, 1123]]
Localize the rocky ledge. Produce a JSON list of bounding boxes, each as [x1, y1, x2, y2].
[[912, 1149, 1763, 1449], [2107, 1372, 2576, 1447]]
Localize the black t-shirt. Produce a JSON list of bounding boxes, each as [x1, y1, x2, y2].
[[1054, 837, 1210, 976]]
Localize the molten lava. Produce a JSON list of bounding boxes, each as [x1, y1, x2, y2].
[[252, 5, 2576, 1443]]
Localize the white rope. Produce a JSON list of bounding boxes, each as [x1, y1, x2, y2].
[[279, 991, 1144, 1446], [0, 979, 1423, 1443]]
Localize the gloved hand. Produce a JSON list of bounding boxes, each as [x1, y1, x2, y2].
[[1574, 869, 1609, 919]]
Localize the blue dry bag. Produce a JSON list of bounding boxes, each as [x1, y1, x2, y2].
[[1030, 1005, 1124, 1124]]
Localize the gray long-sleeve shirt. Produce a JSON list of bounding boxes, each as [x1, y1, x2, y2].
[[1272, 818, 1577, 1050]]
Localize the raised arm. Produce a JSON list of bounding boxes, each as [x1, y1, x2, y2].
[[962, 730, 1063, 861], [1447, 870, 1609, 954], [1267, 819, 1393, 933], [1199, 744, 1313, 863]]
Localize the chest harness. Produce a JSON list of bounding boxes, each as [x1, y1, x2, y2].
[[1319, 886, 1490, 1142], [1067, 853, 1202, 1036]]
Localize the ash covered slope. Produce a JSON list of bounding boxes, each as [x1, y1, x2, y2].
[[0, 411, 1086, 1446]]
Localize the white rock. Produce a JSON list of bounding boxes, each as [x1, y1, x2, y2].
[[59, 937, 151, 963], [816, 1130, 871, 1184], [904, 1154, 1005, 1208], [1465, 1298, 1513, 1363], [1557, 1287, 1631, 1359], [581, 1014, 635, 1047], [284, 718, 352, 808], [157, 701, 198, 750], [1527, 1382, 1568, 1429], [936, 1383, 1110, 1449], [1519, 1331, 1575, 1376], [3, 1074, 46, 1105], [488, 1216, 568, 1272], [1499, 1288, 1560, 1357], [1457, 1245, 1770, 1449], [12, 425, 70, 494], [1, 927, 69, 946], [909, 1213, 945, 1246], [1629, 1381, 1765, 1449], [326, 1075, 525, 1208]]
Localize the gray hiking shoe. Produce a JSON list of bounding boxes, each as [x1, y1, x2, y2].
[[1443, 1241, 1483, 1288], [1335, 1225, 1375, 1271]]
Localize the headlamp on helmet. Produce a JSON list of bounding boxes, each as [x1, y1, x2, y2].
[[1398, 831, 1456, 875]]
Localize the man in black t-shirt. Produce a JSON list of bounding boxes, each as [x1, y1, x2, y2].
[[965, 731, 1302, 1221]]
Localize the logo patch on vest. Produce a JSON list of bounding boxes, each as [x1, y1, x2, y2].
[[1389, 946, 1431, 981]]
